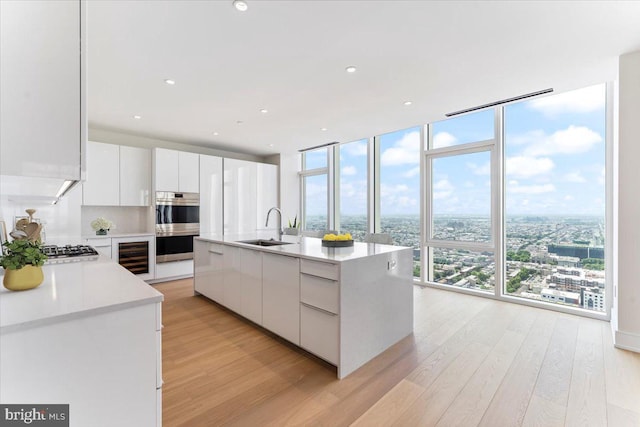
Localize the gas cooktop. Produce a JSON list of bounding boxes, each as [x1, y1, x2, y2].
[[42, 245, 100, 263]]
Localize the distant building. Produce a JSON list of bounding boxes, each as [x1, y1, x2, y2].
[[556, 256, 580, 267], [548, 244, 604, 260], [581, 288, 605, 312], [541, 289, 580, 305], [547, 270, 605, 292]]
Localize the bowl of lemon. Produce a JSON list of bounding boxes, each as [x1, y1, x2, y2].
[[321, 232, 354, 247]]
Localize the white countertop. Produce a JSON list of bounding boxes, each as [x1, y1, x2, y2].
[[196, 232, 411, 263], [82, 232, 155, 239], [0, 258, 163, 333]]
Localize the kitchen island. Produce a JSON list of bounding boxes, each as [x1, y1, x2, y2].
[[0, 258, 163, 427], [194, 233, 414, 378]]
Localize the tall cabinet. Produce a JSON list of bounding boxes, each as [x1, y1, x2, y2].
[[199, 155, 223, 235], [0, 0, 85, 181], [224, 159, 278, 234]]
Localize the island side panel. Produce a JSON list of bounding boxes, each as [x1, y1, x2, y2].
[[338, 248, 414, 378]]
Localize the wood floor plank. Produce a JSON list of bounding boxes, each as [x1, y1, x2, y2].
[[522, 394, 567, 427], [350, 379, 425, 427], [565, 317, 608, 427], [607, 403, 640, 427], [478, 310, 557, 427], [434, 328, 532, 427]]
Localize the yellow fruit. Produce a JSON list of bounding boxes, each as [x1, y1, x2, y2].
[[323, 233, 337, 241], [336, 234, 347, 241], [344, 233, 352, 240]]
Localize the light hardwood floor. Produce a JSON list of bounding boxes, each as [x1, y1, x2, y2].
[[156, 279, 640, 426]]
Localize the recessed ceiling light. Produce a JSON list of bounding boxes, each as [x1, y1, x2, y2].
[[403, 101, 413, 106], [268, 144, 274, 147], [164, 79, 175, 85], [213, 132, 219, 136], [321, 127, 328, 131], [260, 109, 268, 114], [236, 120, 244, 124], [233, 0, 248, 12], [133, 115, 141, 119], [345, 66, 357, 73]]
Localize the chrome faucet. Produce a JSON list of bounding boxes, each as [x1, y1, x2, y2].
[[265, 207, 283, 240]]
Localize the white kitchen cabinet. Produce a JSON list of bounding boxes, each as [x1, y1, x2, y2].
[[83, 141, 119, 206], [83, 142, 151, 206], [194, 240, 225, 302], [178, 152, 200, 193], [256, 163, 279, 230], [199, 155, 223, 235], [224, 159, 258, 234], [154, 260, 193, 282], [223, 245, 243, 314], [300, 303, 339, 365], [240, 248, 262, 325], [85, 237, 113, 259], [120, 145, 151, 206], [0, 0, 85, 181], [154, 148, 199, 193], [262, 252, 300, 345]]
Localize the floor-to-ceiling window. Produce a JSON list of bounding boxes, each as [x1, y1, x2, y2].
[[301, 147, 329, 231], [425, 110, 496, 292], [503, 84, 606, 312], [337, 139, 369, 241], [376, 127, 421, 277]]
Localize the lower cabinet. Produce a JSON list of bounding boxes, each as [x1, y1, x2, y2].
[[240, 248, 262, 325], [223, 246, 243, 314], [193, 240, 224, 302], [261, 252, 300, 345], [300, 303, 339, 365]]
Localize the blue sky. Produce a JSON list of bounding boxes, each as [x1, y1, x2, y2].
[[308, 84, 606, 218]]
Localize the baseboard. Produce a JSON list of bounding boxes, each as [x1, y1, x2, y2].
[[613, 328, 640, 353]]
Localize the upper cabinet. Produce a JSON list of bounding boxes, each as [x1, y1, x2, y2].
[[224, 159, 278, 234], [0, 0, 85, 181], [83, 141, 151, 206], [154, 148, 199, 193]]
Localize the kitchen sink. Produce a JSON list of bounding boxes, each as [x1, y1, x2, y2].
[[237, 239, 293, 247]]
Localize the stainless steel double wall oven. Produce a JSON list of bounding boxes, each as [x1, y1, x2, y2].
[[155, 192, 199, 263]]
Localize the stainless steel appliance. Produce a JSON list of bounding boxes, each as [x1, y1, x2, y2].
[[155, 191, 200, 263], [43, 244, 100, 264]]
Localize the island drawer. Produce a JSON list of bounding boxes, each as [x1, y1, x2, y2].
[[300, 273, 339, 314], [300, 259, 338, 281], [207, 242, 224, 255], [300, 303, 338, 365]]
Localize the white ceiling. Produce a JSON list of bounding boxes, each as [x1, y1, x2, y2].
[[87, 1, 640, 156]]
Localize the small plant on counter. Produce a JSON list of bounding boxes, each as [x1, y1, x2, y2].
[[287, 215, 299, 229], [0, 239, 47, 270], [90, 217, 115, 235]]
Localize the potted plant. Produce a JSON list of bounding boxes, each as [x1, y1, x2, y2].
[[284, 215, 300, 236], [1, 239, 48, 291], [91, 217, 115, 236]]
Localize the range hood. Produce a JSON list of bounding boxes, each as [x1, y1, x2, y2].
[[0, 175, 80, 205]]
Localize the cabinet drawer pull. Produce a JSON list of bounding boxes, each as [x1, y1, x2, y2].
[[208, 248, 223, 255], [301, 302, 337, 316], [300, 271, 337, 282]]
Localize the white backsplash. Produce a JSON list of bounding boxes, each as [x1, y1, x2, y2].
[[0, 183, 82, 244], [81, 206, 154, 236]]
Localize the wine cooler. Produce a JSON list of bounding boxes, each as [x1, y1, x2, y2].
[[112, 235, 155, 281]]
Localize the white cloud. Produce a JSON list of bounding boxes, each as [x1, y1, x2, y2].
[[433, 131, 457, 148], [506, 156, 555, 178], [508, 180, 519, 186], [463, 181, 475, 188], [342, 165, 357, 176], [403, 167, 420, 178], [563, 171, 586, 183], [509, 183, 556, 194], [341, 141, 368, 156], [564, 195, 574, 201], [467, 161, 491, 176], [527, 84, 605, 116], [522, 125, 602, 157], [433, 179, 454, 200], [380, 131, 420, 166]]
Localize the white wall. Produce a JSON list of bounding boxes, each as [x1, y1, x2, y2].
[[615, 50, 640, 352], [81, 206, 153, 236]]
